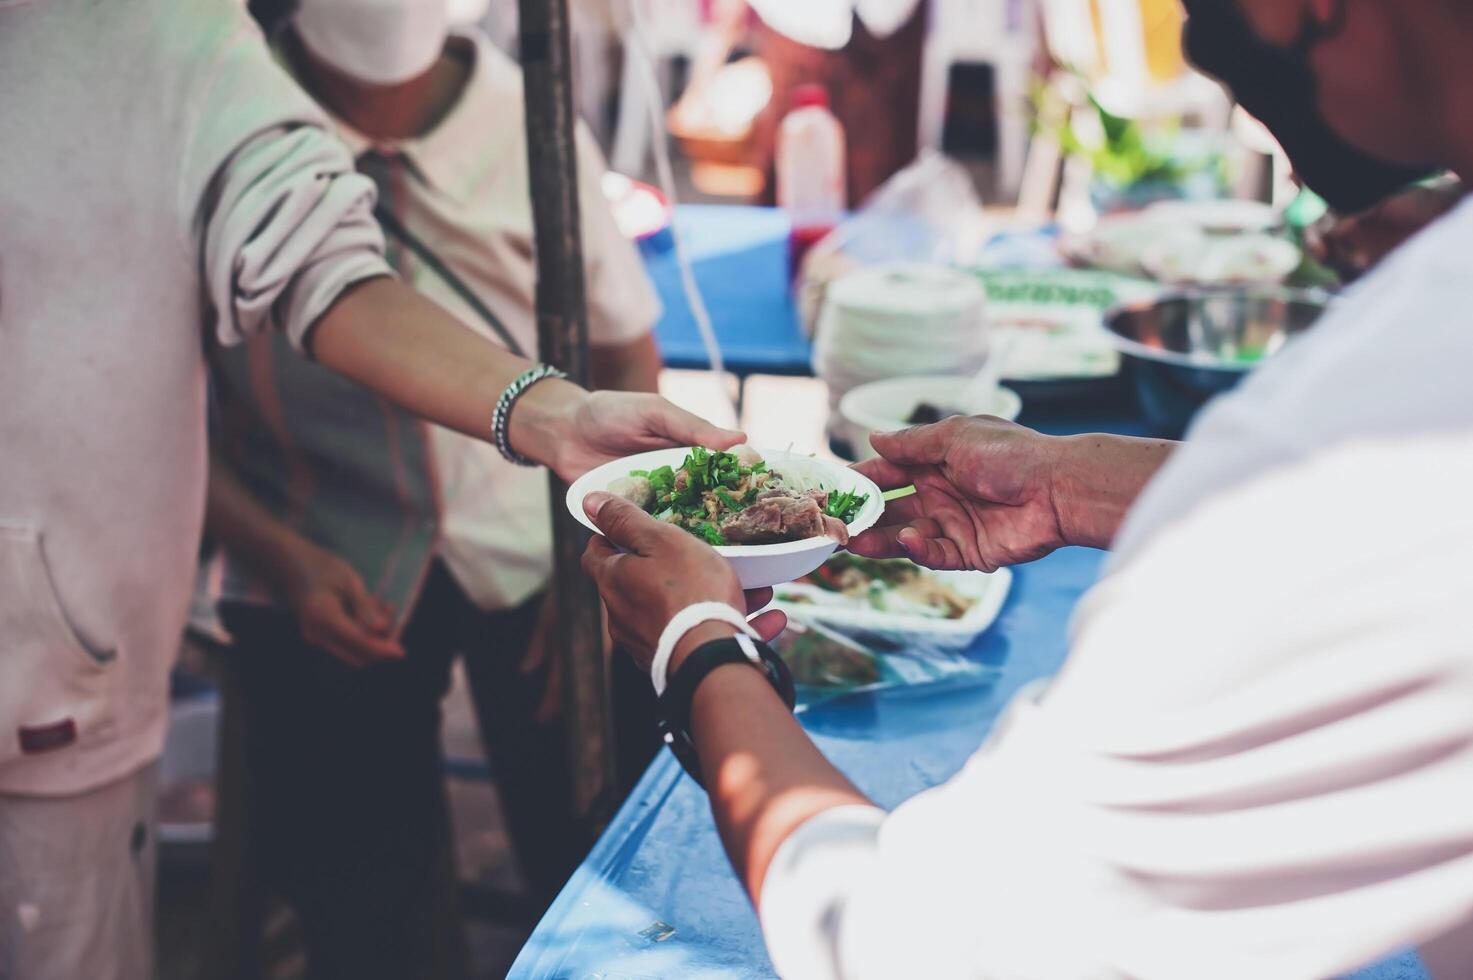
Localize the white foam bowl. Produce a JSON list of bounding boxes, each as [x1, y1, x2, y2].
[[838, 377, 1023, 462], [566, 448, 884, 590]]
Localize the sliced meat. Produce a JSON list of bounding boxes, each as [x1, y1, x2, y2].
[[721, 493, 841, 544], [821, 515, 850, 545], [721, 501, 785, 543], [779, 498, 827, 540]]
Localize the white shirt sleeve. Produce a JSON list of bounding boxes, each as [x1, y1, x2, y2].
[[759, 433, 1473, 980], [179, 19, 392, 351]]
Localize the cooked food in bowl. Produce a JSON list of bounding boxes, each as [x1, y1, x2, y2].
[[570, 446, 884, 590], [796, 554, 977, 620], [606, 446, 868, 546]]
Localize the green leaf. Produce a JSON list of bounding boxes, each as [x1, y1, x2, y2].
[[690, 520, 727, 546], [823, 490, 869, 523]]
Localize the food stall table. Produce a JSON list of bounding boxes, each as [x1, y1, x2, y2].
[[648, 205, 814, 378], [509, 540, 1429, 980]]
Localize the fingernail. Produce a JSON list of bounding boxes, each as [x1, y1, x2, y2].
[[583, 492, 612, 518]]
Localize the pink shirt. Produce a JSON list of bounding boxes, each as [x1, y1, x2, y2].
[[0, 0, 390, 794]]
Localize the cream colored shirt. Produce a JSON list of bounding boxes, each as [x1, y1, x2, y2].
[[758, 198, 1473, 978], [311, 30, 661, 611]]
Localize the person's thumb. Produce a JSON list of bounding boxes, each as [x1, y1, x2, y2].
[[584, 491, 667, 556], [869, 420, 956, 467]]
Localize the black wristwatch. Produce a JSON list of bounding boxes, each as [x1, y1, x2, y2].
[[656, 635, 796, 788]]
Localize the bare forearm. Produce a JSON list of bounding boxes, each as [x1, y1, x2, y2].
[[205, 454, 313, 596], [309, 277, 585, 465], [590, 333, 662, 392], [687, 649, 872, 903], [1053, 434, 1178, 549]]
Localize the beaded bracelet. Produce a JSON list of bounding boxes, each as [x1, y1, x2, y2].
[[492, 364, 569, 467]]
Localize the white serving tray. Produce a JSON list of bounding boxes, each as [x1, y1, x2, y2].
[[773, 564, 1013, 652]]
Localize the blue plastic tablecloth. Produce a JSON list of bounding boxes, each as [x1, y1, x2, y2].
[[647, 205, 813, 376], [508, 544, 1427, 980]]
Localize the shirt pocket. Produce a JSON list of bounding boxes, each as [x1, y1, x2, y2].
[[0, 523, 116, 767]]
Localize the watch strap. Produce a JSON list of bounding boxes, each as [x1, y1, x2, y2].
[[656, 636, 796, 788]]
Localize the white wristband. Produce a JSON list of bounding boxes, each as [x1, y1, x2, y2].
[[652, 602, 763, 697]]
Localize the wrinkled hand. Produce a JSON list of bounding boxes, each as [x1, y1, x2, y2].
[[280, 543, 404, 667], [581, 493, 786, 675], [850, 416, 1068, 572], [1306, 180, 1465, 281], [552, 391, 744, 483]]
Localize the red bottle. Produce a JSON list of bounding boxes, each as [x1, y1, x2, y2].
[[776, 84, 846, 281]]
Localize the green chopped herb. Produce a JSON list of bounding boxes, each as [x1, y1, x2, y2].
[[824, 490, 869, 523], [623, 451, 855, 545], [647, 465, 676, 497], [690, 520, 727, 546]]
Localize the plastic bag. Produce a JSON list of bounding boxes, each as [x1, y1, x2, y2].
[[773, 617, 994, 710], [798, 150, 989, 338]]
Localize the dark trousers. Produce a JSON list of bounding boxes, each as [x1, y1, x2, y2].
[[218, 562, 587, 980]]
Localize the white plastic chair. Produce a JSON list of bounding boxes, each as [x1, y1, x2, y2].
[[918, 0, 1040, 199], [610, 0, 705, 176]]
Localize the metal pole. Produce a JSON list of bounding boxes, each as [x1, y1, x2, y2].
[[518, 0, 617, 827]]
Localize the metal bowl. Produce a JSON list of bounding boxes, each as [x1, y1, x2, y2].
[[1104, 288, 1332, 437]]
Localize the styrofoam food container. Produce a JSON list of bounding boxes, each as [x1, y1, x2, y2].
[[812, 262, 991, 418], [567, 448, 884, 590], [838, 376, 1023, 461], [774, 566, 1013, 652]]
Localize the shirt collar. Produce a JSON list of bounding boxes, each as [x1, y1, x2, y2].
[[283, 28, 513, 197]]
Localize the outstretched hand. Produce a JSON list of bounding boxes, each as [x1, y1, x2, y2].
[[552, 391, 744, 483], [849, 416, 1070, 572], [581, 493, 786, 675]]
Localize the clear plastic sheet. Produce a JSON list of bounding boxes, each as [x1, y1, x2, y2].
[[798, 150, 989, 338], [773, 618, 995, 710]]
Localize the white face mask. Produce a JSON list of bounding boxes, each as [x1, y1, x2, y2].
[[294, 0, 449, 87]]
